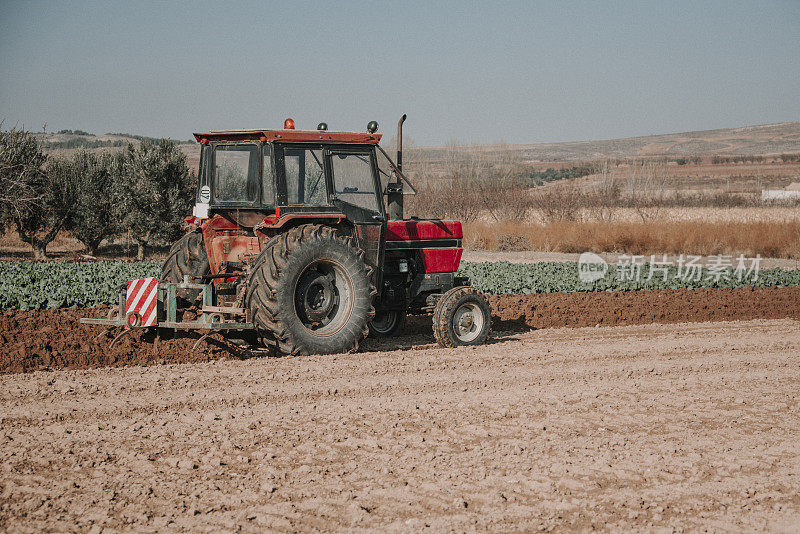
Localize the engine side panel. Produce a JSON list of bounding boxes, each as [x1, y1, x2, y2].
[[384, 219, 463, 274], [421, 248, 463, 273]]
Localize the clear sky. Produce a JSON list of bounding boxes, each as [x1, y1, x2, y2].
[[1, 0, 798, 146]]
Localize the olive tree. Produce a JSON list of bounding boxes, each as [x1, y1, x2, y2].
[[113, 140, 194, 260], [0, 128, 44, 220], [0, 127, 76, 259], [62, 150, 119, 256]]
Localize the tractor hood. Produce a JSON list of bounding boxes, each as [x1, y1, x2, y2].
[[386, 219, 463, 242]]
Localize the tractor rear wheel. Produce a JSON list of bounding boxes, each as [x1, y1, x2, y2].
[[160, 230, 210, 305], [433, 286, 491, 348], [245, 225, 376, 355]]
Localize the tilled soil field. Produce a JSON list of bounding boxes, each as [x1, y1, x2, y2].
[[1, 318, 799, 531], [1, 286, 800, 374]]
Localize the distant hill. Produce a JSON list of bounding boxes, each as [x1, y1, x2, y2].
[[32, 130, 200, 171], [411, 122, 800, 162], [34, 131, 194, 150], [34, 122, 800, 167]]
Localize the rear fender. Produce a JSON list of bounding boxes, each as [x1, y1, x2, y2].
[[253, 211, 346, 232], [253, 212, 347, 246], [252, 214, 382, 283]]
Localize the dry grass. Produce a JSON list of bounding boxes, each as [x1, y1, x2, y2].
[[546, 206, 800, 224], [3, 218, 799, 260], [464, 220, 800, 259]]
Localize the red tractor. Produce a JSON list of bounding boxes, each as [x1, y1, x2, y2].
[[151, 116, 490, 355]]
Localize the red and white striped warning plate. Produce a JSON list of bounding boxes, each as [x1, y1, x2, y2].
[[126, 277, 159, 327]]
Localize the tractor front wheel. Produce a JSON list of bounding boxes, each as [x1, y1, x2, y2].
[[245, 225, 376, 355], [433, 287, 491, 348], [368, 310, 406, 337]]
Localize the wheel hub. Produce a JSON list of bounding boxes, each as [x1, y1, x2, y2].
[[452, 302, 484, 342], [298, 270, 337, 322]]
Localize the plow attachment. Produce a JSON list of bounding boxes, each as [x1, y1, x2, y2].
[[80, 277, 254, 349]]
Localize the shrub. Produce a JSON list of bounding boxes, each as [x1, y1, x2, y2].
[[43, 138, 126, 149], [496, 234, 531, 251], [519, 165, 596, 187]]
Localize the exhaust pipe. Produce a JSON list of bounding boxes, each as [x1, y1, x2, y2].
[[388, 114, 407, 220], [396, 114, 406, 173]]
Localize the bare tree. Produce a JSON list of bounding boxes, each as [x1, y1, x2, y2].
[[474, 144, 531, 222], [625, 159, 669, 222], [406, 143, 531, 222], [530, 180, 583, 222], [585, 160, 620, 222]]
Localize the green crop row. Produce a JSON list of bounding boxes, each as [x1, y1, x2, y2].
[[0, 261, 160, 310], [1, 260, 799, 311], [457, 261, 800, 294]]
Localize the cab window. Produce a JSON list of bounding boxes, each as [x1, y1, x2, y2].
[[285, 148, 326, 205], [213, 144, 257, 203], [330, 152, 379, 212]]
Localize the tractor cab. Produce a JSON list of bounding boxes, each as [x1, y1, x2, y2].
[[191, 125, 388, 230]]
